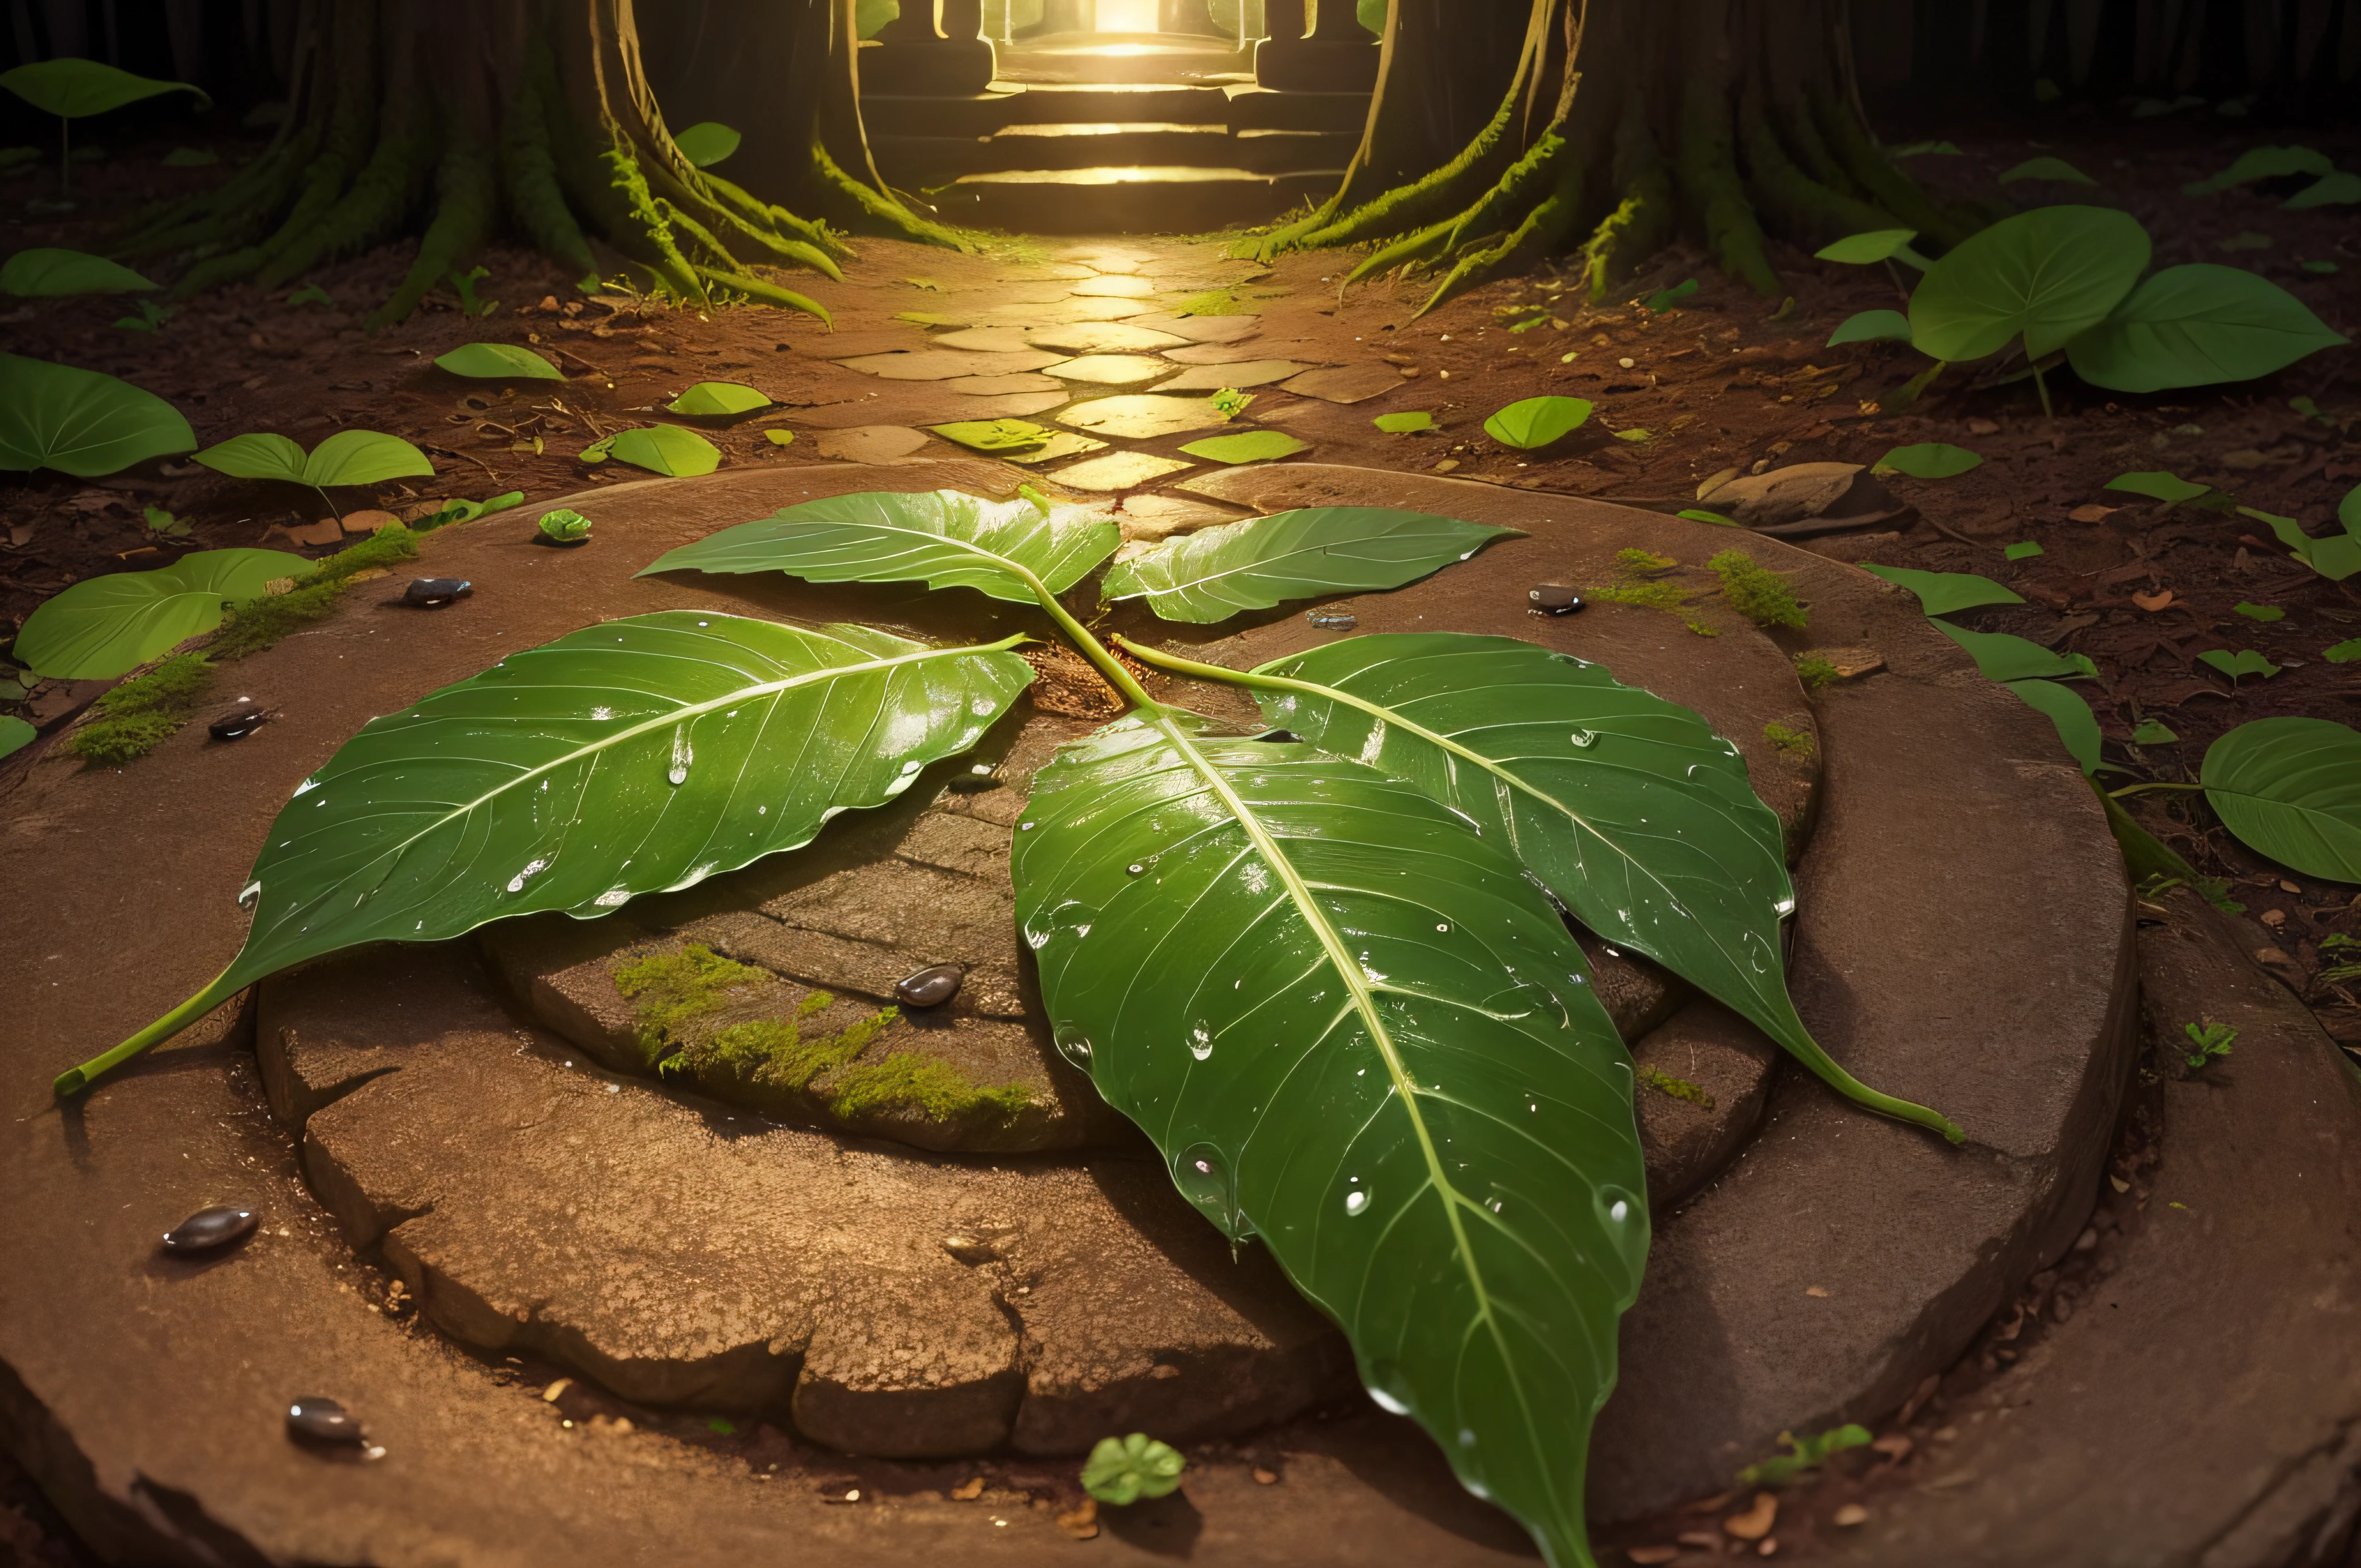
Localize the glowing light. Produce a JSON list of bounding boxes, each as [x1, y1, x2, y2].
[[1095, 0, 1159, 30]]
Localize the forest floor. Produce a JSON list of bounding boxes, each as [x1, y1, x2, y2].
[[2, 109, 2356, 1051]]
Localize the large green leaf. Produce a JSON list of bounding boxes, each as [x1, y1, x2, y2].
[[1483, 397, 1592, 450], [1908, 206, 2150, 362], [56, 615, 1034, 1093], [0, 247, 154, 296], [666, 380, 771, 416], [1827, 310, 1914, 346], [2200, 717, 2361, 883], [1012, 708, 1647, 1568], [639, 488, 1120, 604], [2065, 264, 2348, 392], [673, 121, 741, 168], [434, 342, 564, 380], [0, 59, 209, 118], [1858, 563, 2025, 615], [0, 715, 35, 760], [2237, 506, 2361, 582], [2006, 679, 2105, 775], [14, 548, 309, 679], [0, 354, 195, 476], [1932, 621, 2096, 681], [194, 429, 435, 488], [1191, 632, 1958, 1137], [1100, 508, 1520, 624]]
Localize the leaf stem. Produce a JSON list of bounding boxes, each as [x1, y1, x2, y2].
[[1013, 565, 1163, 714], [54, 966, 245, 1097], [2107, 781, 2205, 798]]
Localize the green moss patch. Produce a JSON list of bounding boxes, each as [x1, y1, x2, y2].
[[1708, 549, 1808, 630], [210, 524, 423, 663], [66, 653, 214, 766], [1763, 720, 1817, 760], [1591, 548, 1717, 636], [1794, 654, 1839, 691], [1636, 1063, 1716, 1109]]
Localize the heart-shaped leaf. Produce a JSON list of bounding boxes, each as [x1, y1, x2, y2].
[[1196, 632, 1959, 1136], [1933, 621, 2096, 681], [1176, 429, 1309, 465], [1908, 206, 2150, 362], [608, 425, 721, 477], [1872, 443, 1983, 478], [2236, 507, 2361, 581], [2005, 679, 2106, 774], [0, 355, 195, 476], [1482, 395, 1592, 450], [191, 432, 307, 484], [639, 488, 1120, 603], [0, 59, 209, 118], [195, 429, 435, 488], [1, 247, 154, 296], [1827, 309, 1914, 346], [1999, 156, 2096, 185], [2105, 470, 2211, 504], [2200, 717, 2361, 881], [2065, 263, 2349, 393], [673, 120, 742, 168], [14, 548, 310, 679], [1815, 228, 1924, 265], [666, 380, 771, 417], [2183, 145, 2332, 195], [2197, 647, 2280, 681], [1101, 508, 1519, 624], [1012, 708, 1649, 1568], [433, 342, 564, 380], [56, 615, 1034, 1093], [1858, 563, 2026, 615]]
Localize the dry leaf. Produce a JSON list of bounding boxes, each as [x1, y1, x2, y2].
[[2131, 589, 2175, 612], [1870, 1433, 1914, 1461], [1251, 1467, 1279, 1486], [1055, 1498, 1099, 1540], [1724, 1492, 1779, 1540], [1805, 1285, 1830, 1298], [2069, 503, 2118, 522], [1833, 1503, 1870, 1527], [950, 1477, 985, 1501]]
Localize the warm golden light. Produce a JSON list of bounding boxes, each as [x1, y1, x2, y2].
[[1095, 0, 1159, 31]]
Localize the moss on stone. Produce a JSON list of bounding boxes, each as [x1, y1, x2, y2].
[[1593, 549, 1717, 636], [1636, 1062, 1716, 1110], [1763, 720, 1816, 760], [66, 653, 215, 766], [825, 1051, 1032, 1125], [208, 525, 424, 663], [1708, 548, 1808, 630], [1794, 654, 1839, 691]]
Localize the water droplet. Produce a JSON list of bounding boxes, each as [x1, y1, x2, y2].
[[1457, 1427, 1477, 1448], [286, 1397, 364, 1445], [1306, 609, 1357, 631], [403, 577, 472, 608], [1435, 922, 1450, 933], [1568, 728, 1598, 748], [667, 727, 693, 786], [1188, 1024, 1212, 1060], [506, 858, 549, 894], [1775, 895, 1796, 916], [895, 964, 963, 1008], [1344, 1185, 1370, 1217], [290, 778, 319, 798], [1609, 1198, 1630, 1224], [1528, 584, 1583, 616], [1171, 1142, 1251, 1239], [1018, 821, 1036, 832], [1364, 1361, 1416, 1417], [1051, 1024, 1093, 1071], [237, 880, 262, 907], [161, 1205, 257, 1253], [1127, 863, 1146, 876], [593, 888, 631, 908]]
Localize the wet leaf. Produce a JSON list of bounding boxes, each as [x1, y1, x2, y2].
[[0, 354, 195, 476], [1102, 508, 1519, 624], [640, 487, 1119, 604], [666, 380, 770, 417], [0, 247, 154, 296], [0, 59, 209, 118], [672, 121, 741, 168], [1012, 708, 1648, 1568], [1482, 395, 1592, 450], [1858, 563, 2026, 615], [2065, 264, 2348, 393], [1872, 443, 1982, 478], [2200, 717, 2361, 881], [433, 342, 564, 380], [14, 548, 308, 679], [1176, 429, 1308, 465], [607, 425, 721, 477], [1908, 206, 2149, 362]]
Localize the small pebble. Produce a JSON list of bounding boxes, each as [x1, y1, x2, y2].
[[161, 1205, 258, 1252], [895, 964, 964, 1008], [1306, 609, 1357, 631], [286, 1396, 363, 1445], [208, 704, 267, 741], [404, 577, 473, 608], [1832, 1503, 1869, 1527], [1528, 584, 1583, 616]]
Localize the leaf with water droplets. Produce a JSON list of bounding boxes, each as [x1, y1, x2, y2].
[[1101, 507, 1521, 624], [55, 614, 1032, 1094], [1012, 706, 1646, 1567], [1145, 632, 1956, 1140]]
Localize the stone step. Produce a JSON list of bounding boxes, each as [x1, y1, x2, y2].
[[1225, 82, 1373, 133], [875, 123, 1361, 189], [935, 165, 1340, 233], [994, 80, 1233, 123]]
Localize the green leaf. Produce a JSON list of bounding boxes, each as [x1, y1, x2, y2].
[[191, 432, 307, 485], [2182, 144, 2332, 195], [1872, 442, 1983, 478], [2324, 638, 2361, 664], [2105, 470, 2211, 505], [1908, 206, 2150, 362], [2237, 506, 2361, 582], [1482, 395, 1591, 450], [1011, 708, 1650, 1567], [1934, 621, 2096, 681], [1827, 309, 1914, 346], [2200, 717, 2361, 881], [0, 715, 35, 760], [1815, 228, 1921, 264], [931, 419, 1053, 453], [639, 488, 1120, 604], [2197, 648, 2280, 681], [1644, 278, 1699, 312], [300, 429, 436, 487], [608, 425, 721, 477], [2133, 718, 2179, 744], [2064, 263, 2349, 393], [1677, 508, 1740, 526], [2233, 601, 2284, 621], [14, 548, 309, 679], [1224, 632, 1957, 1135], [0, 59, 209, 118], [60, 615, 1035, 1094], [2005, 679, 2106, 774], [285, 284, 333, 307], [1738, 1424, 1876, 1488], [2000, 156, 2097, 185], [1178, 430, 1309, 465], [2284, 171, 2361, 209], [433, 342, 564, 380], [1373, 411, 1435, 434], [1081, 1434, 1187, 1506], [2005, 541, 2045, 560], [1100, 508, 1519, 624], [416, 491, 523, 530], [2302, 260, 2340, 274], [0, 247, 154, 296], [1858, 563, 2026, 615], [672, 121, 741, 168], [538, 508, 593, 542], [0, 355, 195, 476], [666, 380, 770, 417], [764, 428, 796, 446]]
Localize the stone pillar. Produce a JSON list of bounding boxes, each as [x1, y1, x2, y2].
[[864, 0, 1000, 94], [1254, 0, 1376, 90]]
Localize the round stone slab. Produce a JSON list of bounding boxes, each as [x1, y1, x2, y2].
[[1040, 354, 1175, 386], [1023, 322, 1191, 355], [1156, 360, 1310, 390], [1057, 394, 1233, 440]]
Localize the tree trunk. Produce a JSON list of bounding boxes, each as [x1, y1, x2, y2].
[[123, 0, 964, 328], [1265, 0, 1986, 316]]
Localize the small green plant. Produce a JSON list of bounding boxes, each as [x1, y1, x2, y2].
[[113, 300, 174, 333], [1643, 278, 1698, 312], [1737, 1424, 1874, 1487], [1709, 550, 1806, 629], [286, 284, 333, 308], [142, 505, 192, 540], [1763, 721, 1815, 760], [1794, 654, 1839, 691], [63, 653, 214, 765], [2320, 934, 2361, 985], [1081, 1433, 1187, 1506], [1635, 1064, 1714, 1109], [1592, 549, 1715, 635], [0, 59, 208, 197], [446, 266, 496, 316], [2182, 1019, 2236, 1072], [193, 429, 436, 518], [538, 508, 593, 543]]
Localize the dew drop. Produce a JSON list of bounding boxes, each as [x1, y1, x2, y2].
[[1188, 1024, 1212, 1060], [1364, 1362, 1417, 1417], [1568, 728, 1598, 748], [1435, 922, 1450, 933], [594, 888, 631, 908], [667, 727, 693, 786], [1344, 1185, 1370, 1217], [506, 858, 550, 894], [1052, 1023, 1093, 1071], [1127, 863, 1146, 876], [237, 880, 262, 907]]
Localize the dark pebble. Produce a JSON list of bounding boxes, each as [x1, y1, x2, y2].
[[404, 577, 473, 608], [1529, 584, 1584, 616], [161, 1205, 258, 1252], [894, 964, 964, 1008], [207, 705, 267, 741], [286, 1397, 363, 1445]]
